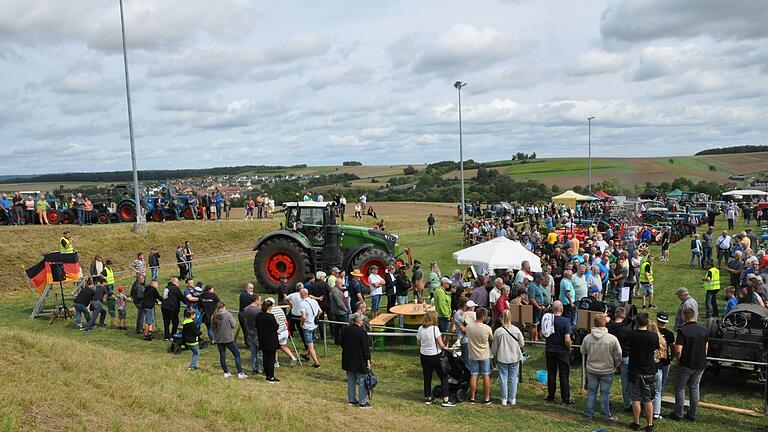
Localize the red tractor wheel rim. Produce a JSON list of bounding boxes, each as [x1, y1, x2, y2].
[[151, 211, 162, 222], [182, 208, 193, 219], [121, 206, 134, 220], [48, 212, 59, 224], [361, 259, 387, 286], [265, 253, 296, 282], [98, 214, 108, 224]]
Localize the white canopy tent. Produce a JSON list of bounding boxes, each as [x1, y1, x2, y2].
[[722, 189, 768, 197], [452, 237, 542, 272]]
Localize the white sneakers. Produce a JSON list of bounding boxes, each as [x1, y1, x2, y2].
[[237, 372, 248, 379], [223, 372, 232, 378], [501, 398, 517, 406], [509, 398, 517, 406], [501, 399, 507, 406]]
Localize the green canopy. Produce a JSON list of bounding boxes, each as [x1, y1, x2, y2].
[[667, 188, 683, 198]]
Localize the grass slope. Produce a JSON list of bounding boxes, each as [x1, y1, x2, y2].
[[0, 210, 765, 431]]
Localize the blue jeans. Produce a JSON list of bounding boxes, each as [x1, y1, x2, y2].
[[346, 371, 368, 405], [73, 302, 90, 326], [77, 209, 85, 225], [248, 334, 263, 373], [705, 290, 719, 318], [217, 342, 243, 374], [150, 267, 159, 281], [690, 251, 701, 267], [497, 361, 520, 401], [437, 317, 449, 332], [189, 344, 200, 368], [461, 342, 469, 369], [674, 366, 704, 419], [187, 260, 194, 278], [585, 372, 614, 418], [396, 295, 408, 327], [620, 357, 631, 409], [653, 363, 670, 416], [134, 304, 144, 333], [85, 300, 104, 330], [371, 294, 381, 313]]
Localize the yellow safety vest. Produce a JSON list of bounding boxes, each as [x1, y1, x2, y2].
[[704, 267, 720, 291], [60, 237, 74, 254], [640, 261, 653, 283], [104, 267, 115, 285]]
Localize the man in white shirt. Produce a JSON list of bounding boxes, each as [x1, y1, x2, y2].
[[286, 284, 306, 349], [716, 230, 732, 267], [594, 234, 608, 254], [299, 288, 322, 368], [367, 266, 385, 318]]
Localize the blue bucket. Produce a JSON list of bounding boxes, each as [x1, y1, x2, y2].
[[536, 370, 547, 384]]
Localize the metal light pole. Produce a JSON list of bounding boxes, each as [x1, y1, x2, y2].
[[119, 0, 145, 233], [587, 116, 595, 193], [454, 81, 467, 225]]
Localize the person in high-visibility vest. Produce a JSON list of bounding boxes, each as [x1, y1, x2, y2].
[[60, 231, 74, 253], [102, 259, 116, 293], [701, 259, 720, 318], [640, 254, 655, 309]]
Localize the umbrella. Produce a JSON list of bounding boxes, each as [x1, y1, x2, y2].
[[452, 237, 542, 272]]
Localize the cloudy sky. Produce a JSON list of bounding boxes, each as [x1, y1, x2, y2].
[[1, 0, 767, 175]]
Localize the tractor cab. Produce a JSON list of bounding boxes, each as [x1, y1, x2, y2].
[[285, 201, 337, 245]]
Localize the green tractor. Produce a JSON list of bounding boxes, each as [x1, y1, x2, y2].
[[253, 201, 402, 293]]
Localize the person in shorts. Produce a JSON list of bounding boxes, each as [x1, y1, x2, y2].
[[265, 297, 297, 368], [116, 285, 129, 330], [141, 280, 163, 341], [299, 289, 322, 368], [626, 312, 658, 431], [465, 308, 494, 404]]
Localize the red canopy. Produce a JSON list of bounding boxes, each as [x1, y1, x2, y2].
[[594, 190, 613, 200]]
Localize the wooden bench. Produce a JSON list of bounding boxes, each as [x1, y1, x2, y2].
[[369, 313, 398, 327]]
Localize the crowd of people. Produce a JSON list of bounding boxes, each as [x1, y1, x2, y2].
[[52, 193, 768, 425]]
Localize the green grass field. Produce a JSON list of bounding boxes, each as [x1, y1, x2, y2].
[[505, 158, 635, 180], [0, 212, 765, 431]]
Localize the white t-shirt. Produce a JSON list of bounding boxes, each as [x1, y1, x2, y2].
[[417, 325, 441, 356], [287, 292, 303, 316], [489, 287, 501, 306], [594, 240, 608, 253], [300, 298, 320, 330], [368, 274, 385, 296]]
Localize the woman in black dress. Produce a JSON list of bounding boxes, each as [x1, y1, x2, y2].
[[255, 299, 280, 382]]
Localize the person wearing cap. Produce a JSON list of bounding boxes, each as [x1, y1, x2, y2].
[[367, 266, 385, 318], [327, 267, 340, 292], [328, 277, 348, 345], [527, 273, 546, 342], [411, 260, 425, 302], [674, 288, 698, 330], [434, 277, 453, 336], [652, 312, 675, 420], [451, 299, 474, 367], [716, 230, 732, 267], [83, 277, 108, 332], [276, 274, 289, 306], [667, 307, 708, 422], [310, 271, 330, 338], [580, 313, 622, 420]]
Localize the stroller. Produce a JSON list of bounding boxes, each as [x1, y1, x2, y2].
[[168, 331, 209, 354], [432, 350, 471, 402]]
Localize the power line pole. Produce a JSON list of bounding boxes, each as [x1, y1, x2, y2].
[[587, 116, 595, 193]]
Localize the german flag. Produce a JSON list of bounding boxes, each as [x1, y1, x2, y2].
[[25, 252, 82, 294]]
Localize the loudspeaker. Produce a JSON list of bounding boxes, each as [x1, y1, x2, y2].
[[51, 262, 66, 282]]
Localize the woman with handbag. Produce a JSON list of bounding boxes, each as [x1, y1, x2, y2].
[[415, 311, 456, 407], [492, 309, 525, 406]]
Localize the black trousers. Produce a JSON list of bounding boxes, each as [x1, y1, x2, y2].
[[162, 308, 179, 340], [546, 350, 571, 402], [330, 314, 345, 345], [289, 314, 307, 349], [386, 294, 396, 312], [420, 353, 448, 399], [238, 314, 250, 348], [178, 264, 188, 279], [262, 349, 276, 379]]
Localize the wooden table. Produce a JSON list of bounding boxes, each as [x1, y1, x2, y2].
[[389, 303, 434, 326]]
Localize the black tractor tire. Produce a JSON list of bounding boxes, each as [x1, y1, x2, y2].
[[60, 209, 75, 224], [96, 212, 110, 224], [350, 248, 395, 287], [117, 201, 136, 222], [0, 209, 9, 225], [254, 237, 311, 294], [109, 213, 120, 223], [149, 210, 163, 222]]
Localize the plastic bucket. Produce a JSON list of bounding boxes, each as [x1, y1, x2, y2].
[[536, 370, 548, 384]]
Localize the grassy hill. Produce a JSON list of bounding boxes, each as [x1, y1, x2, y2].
[[0, 205, 765, 431]]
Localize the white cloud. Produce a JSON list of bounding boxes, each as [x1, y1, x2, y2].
[[570, 50, 628, 76]]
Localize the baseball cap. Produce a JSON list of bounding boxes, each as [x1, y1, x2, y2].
[[266, 297, 276, 304], [590, 285, 600, 293], [440, 277, 452, 285], [279, 274, 288, 280], [675, 287, 689, 296], [656, 312, 669, 323], [466, 300, 477, 308]]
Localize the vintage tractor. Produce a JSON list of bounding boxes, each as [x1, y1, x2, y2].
[[707, 304, 768, 383], [253, 201, 402, 293]]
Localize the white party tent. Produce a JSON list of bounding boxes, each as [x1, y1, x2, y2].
[[452, 236, 542, 272]]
